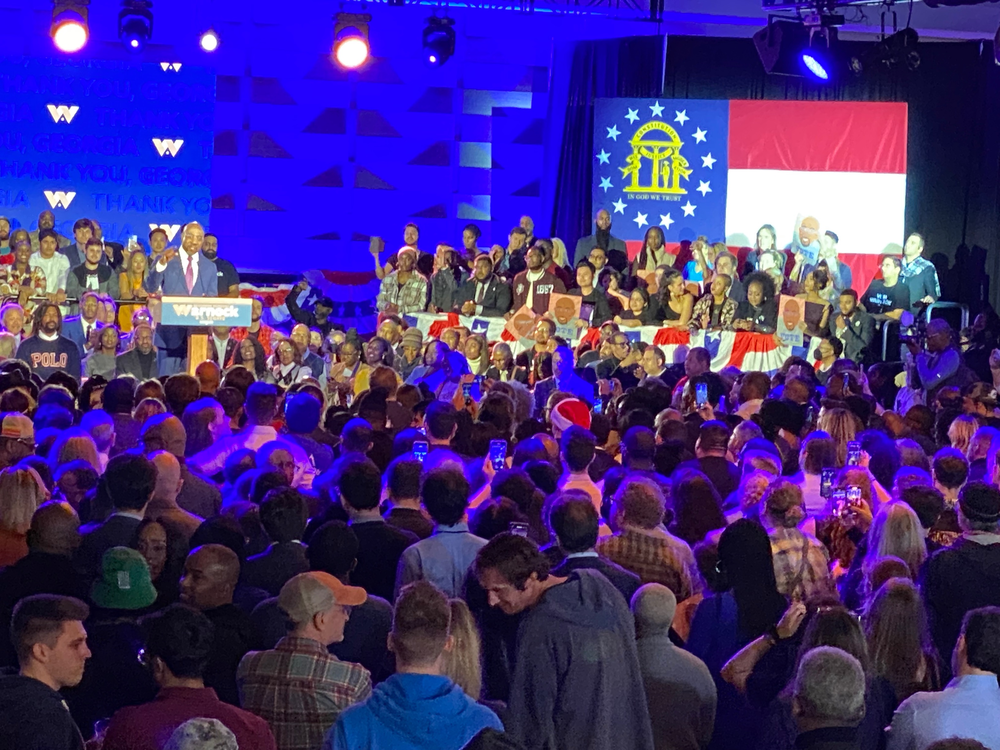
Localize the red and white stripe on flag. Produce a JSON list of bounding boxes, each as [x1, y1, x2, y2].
[[726, 100, 908, 293]]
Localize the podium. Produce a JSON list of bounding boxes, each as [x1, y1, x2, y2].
[[157, 296, 253, 375]]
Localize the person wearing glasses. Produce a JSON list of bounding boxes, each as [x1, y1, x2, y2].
[[595, 333, 641, 390], [238, 572, 370, 750]]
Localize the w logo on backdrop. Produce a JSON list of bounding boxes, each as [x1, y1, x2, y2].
[[152, 138, 184, 157], [159, 62, 183, 71], [44, 191, 76, 209], [46, 105, 79, 124], [149, 223, 181, 241]]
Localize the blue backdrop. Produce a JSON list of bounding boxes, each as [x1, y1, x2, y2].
[[0, 57, 214, 250]]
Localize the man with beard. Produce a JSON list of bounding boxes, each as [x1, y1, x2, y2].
[[63, 291, 104, 357], [372, 223, 432, 279], [491, 226, 527, 279], [116, 323, 158, 381], [376, 247, 427, 315], [144, 222, 218, 376], [574, 209, 628, 273], [0, 216, 10, 250], [16, 302, 82, 382], [233, 297, 276, 356], [65, 239, 120, 312], [455, 254, 512, 317], [827, 289, 874, 366], [29, 210, 71, 253], [510, 244, 566, 316], [203, 233, 240, 298]]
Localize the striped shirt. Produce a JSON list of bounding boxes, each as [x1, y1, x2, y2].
[[238, 636, 372, 750]]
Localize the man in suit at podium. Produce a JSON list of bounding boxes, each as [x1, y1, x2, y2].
[[144, 222, 218, 376]]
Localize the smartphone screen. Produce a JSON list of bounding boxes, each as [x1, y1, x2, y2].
[[489, 439, 507, 471], [413, 440, 428, 463], [462, 382, 472, 400], [846, 486, 862, 505], [579, 303, 595, 324], [593, 399, 603, 415], [509, 522, 529, 537], [696, 382, 708, 408], [820, 468, 835, 499], [847, 441, 861, 466]]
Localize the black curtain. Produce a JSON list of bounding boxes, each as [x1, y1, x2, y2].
[[551, 35, 665, 247], [662, 35, 1000, 313]]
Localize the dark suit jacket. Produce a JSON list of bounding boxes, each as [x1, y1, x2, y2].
[[828, 309, 875, 365], [115, 348, 158, 381], [677, 456, 741, 502], [484, 365, 529, 384], [454, 275, 512, 317], [144, 251, 219, 350], [203, 603, 259, 706], [177, 464, 222, 519], [350, 519, 418, 601], [207, 336, 239, 368], [573, 233, 628, 272], [552, 555, 641, 604], [76, 514, 142, 581], [243, 542, 309, 596]]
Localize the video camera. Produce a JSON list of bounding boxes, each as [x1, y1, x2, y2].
[[898, 304, 929, 347]]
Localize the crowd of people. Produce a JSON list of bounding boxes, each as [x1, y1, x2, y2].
[[0, 208, 998, 750]]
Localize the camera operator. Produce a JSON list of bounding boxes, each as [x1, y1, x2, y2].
[[904, 319, 976, 404]]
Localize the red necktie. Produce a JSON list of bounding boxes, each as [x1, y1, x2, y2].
[[184, 255, 195, 294]]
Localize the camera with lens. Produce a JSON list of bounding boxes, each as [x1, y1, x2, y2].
[[898, 309, 927, 347]]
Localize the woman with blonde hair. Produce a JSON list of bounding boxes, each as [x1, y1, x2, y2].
[[840, 501, 926, 610], [818, 407, 862, 467], [0, 466, 49, 566], [443, 598, 482, 700], [551, 237, 571, 272], [864, 577, 940, 702], [948, 414, 979, 455], [119, 248, 149, 331]]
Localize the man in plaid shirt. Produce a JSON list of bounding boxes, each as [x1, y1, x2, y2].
[[238, 572, 372, 750], [761, 479, 835, 602], [900, 232, 941, 315], [376, 247, 428, 316]]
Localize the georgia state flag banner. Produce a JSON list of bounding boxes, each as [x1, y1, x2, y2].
[[593, 98, 907, 288], [594, 99, 729, 242]]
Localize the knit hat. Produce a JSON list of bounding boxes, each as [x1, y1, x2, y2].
[[284, 392, 322, 434], [278, 571, 367, 624], [959, 481, 1000, 524], [90, 547, 158, 610], [401, 328, 423, 349], [550, 399, 591, 433], [0, 412, 33, 443]]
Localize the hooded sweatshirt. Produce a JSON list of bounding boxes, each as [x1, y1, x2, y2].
[[324, 672, 502, 750], [507, 569, 654, 750], [921, 535, 1000, 668], [0, 673, 85, 750]]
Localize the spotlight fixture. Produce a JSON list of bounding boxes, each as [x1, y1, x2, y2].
[[333, 13, 371, 69], [753, 16, 839, 82], [422, 17, 455, 67], [849, 28, 920, 74], [51, 0, 89, 53], [118, 0, 153, 52], [199, 28, 220, 52]]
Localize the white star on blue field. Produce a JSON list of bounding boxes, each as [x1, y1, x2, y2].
[[592, 98, 730, 242]]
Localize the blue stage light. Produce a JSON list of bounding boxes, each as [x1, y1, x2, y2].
[[801, 52, 829, 80], [423, 17, 454, 67], [118, 0, 153, 52]]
